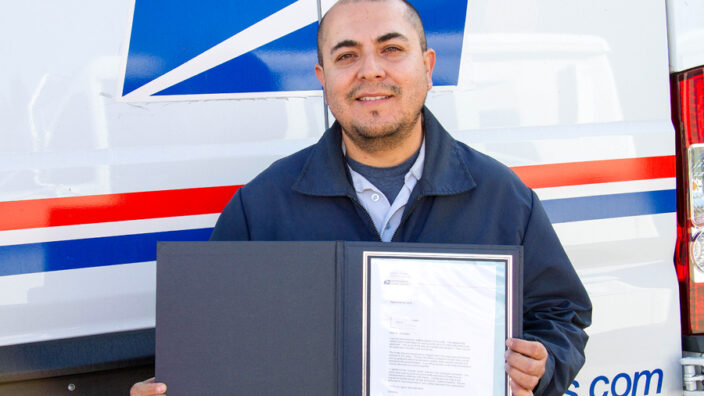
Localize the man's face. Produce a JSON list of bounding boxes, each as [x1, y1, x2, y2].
[[315, 1, 435, 151]]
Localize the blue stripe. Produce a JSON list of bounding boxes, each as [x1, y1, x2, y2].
[[0, 228, 213, 276], [543, 189, 676, 223], [0, 190, 676, 277]]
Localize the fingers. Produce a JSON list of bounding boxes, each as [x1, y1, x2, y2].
[[504, 338, 548, 393], [505, 348, 545, 378], [506, 338, 548, 360], [509, 377, 534, 396], [130, 377, 167, 396], [506, 361, 541, 391]]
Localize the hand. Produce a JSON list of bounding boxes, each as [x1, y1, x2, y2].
[[504, 338, 548, 395], [130, 377, 167, 396]]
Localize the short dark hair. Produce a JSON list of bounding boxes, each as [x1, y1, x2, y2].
[[316, 0, 427, 66]]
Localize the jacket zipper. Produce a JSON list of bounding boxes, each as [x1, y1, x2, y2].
[[347, 191, 425, 243], [390, 193, 424, 242], [348, 195, 383, 241]]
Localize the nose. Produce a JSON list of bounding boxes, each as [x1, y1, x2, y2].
[[356, 53, 385, 81]]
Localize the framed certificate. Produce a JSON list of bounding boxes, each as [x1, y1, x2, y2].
[[155, 242, 520, 395], [362, 250, 521, 396]]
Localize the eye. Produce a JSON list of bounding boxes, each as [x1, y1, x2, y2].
[[335, 53, 356, 63], [382, 46, 403, 54]]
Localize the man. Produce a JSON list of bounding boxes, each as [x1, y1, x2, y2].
[[132, 0, 591, 395]]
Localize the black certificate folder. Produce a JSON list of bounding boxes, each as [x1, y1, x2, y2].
[[156, 242, 522, 396], [156, 242, 339, 396]]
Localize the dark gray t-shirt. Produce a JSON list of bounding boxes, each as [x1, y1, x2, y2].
[[346, 147, 421, 203]]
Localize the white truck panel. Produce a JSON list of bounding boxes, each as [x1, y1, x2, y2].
[[667, 0, 704, 72]]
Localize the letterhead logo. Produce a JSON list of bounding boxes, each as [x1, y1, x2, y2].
[[120, 0, 468, 102]]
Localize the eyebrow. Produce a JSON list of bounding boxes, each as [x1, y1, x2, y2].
[[330, 39, 359, 55], [329, 32, 409, 55], [377, 32, 408, 44]]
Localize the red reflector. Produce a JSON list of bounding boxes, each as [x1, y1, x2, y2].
[[674, 67, 704, 335], [681, 68, 704, 144], [692, 283, 704, 331]]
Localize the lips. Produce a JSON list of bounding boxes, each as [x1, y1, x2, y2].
[[358, 95, 391, 101], [346, 84, 400, 102], [355, 91, 394, 103]]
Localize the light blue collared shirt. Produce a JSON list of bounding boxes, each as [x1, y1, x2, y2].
[[345, 140, 425, 241]]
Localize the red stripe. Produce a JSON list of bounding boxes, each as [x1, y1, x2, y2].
[[513, 155, 675, 189], [0, 185, 241, 231], [0, 155, 676, 231]]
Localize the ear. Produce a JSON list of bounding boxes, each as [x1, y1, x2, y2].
[[423, 49, 436, 90], [315, 64, 325, 88]]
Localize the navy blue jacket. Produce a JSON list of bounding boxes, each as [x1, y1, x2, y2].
[[211, 108, 592, 395]]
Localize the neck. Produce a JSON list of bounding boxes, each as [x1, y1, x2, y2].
[[342, 116, 424, 168]]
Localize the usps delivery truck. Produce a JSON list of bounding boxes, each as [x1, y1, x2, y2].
[[1, 0, 703, 394]]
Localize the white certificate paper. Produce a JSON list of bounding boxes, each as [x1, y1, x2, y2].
[[364, 253, 511, 396]]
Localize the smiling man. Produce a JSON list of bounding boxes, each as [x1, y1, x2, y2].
[[131, 1, 591, 395], [313, 1, 433, 169]]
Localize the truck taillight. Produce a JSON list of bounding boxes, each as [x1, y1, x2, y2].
[[674, 67, 704, 334]]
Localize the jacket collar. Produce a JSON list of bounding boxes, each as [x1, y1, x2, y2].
[[292, 107, 476, 197]]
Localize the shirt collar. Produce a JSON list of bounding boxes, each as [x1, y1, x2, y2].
[[407, 138, 425, 183], [292, 107, 475, 197]]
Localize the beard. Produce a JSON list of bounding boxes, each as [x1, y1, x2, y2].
[[341, 110, 421, 153], [338, 83, 424, 153]]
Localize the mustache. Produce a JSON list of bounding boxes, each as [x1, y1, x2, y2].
[[346, 83, 401, 101]]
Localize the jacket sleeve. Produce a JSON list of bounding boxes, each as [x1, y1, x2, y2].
[[209, 189, 252, 241], [522, 191, 592, 396]]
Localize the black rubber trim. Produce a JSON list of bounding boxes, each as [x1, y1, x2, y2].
[[0, 328, 155, 383], [0, 364, 155, 395], [683, 334, 704, 353]]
